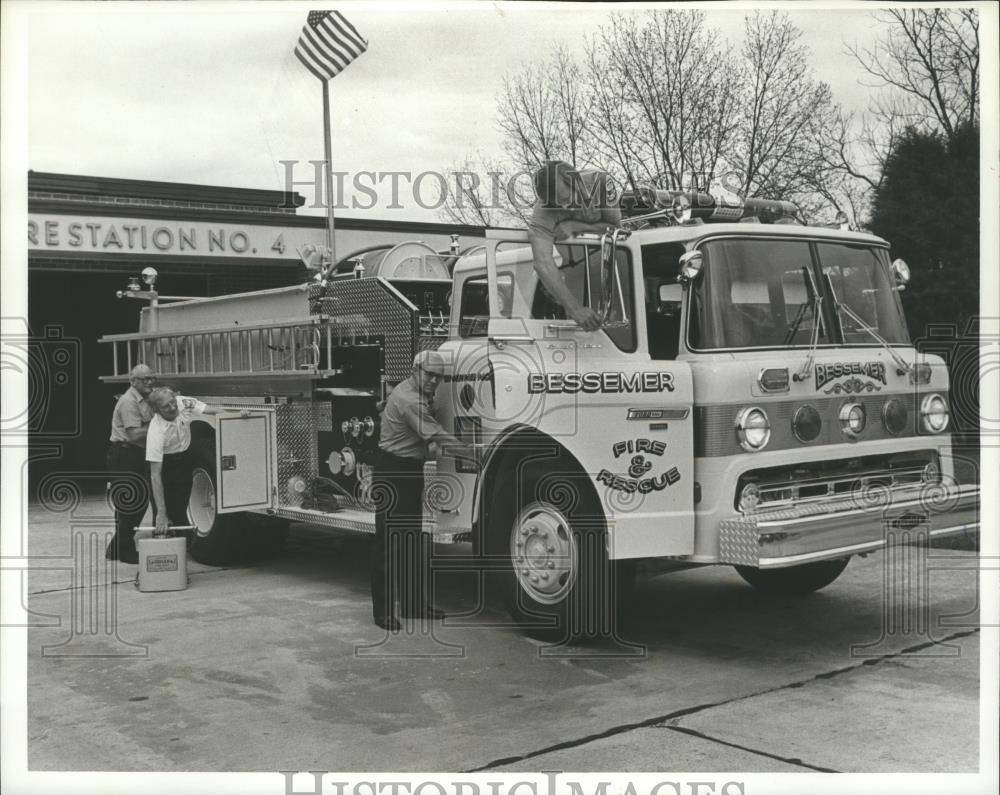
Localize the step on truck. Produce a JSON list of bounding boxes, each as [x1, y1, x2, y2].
[[100, 191, 980, 639]]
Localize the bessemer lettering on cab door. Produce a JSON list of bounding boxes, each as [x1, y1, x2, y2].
[[527, 372, 675, 394]]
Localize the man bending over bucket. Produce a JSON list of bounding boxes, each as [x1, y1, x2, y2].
[[145, 387, 249, 536]]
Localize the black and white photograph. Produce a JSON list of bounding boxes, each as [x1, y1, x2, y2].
[[1, 2, 997, 794]]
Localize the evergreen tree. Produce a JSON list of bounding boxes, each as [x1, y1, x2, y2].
[[869, 124, 980, 441]]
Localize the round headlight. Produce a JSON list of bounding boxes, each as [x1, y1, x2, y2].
[[736, 406, 771, 452], [792, 404, 822, 443], [882, 398, 908, 436], [839, 402, 867, 439], [920, 393, 949, 433]]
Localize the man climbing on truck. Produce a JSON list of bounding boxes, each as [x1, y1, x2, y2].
[[527, 160, 622, 332]]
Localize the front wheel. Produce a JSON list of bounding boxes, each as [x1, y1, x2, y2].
[[734, 557, 850, 595], [488, 458, 628, 641]]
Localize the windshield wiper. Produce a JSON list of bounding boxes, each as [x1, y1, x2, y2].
[[822, 274, 911, 375], [784, 266, 818, 346], [791, 266, 823, 383]]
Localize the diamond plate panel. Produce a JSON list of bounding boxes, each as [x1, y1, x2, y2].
[[309, 279, 418, 382], [275, 401, 321, 508], [418, 334, 446, 352], [718, 518, 761, 566]]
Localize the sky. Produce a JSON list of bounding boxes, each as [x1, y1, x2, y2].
[[19, 2, 893, 223]]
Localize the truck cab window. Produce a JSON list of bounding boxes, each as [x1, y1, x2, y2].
[[530, 242, 636, 352], [815, 242, 909, 346], [641, 242, 687, 360], [458, 274, 513, 338], [689, 239, 821, 350]]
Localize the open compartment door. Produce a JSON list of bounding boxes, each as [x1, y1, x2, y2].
[[216, 410, 275, 513]]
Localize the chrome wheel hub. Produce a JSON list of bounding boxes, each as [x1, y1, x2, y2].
[[510, 502, 577, 605], [189, 467, 216, 537]]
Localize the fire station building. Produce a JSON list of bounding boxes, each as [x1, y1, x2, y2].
[[26, 170, 486, 485]]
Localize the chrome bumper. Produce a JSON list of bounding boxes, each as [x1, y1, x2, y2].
[[718, 484, 980, 569]]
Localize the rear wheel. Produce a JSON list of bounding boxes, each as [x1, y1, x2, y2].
[[488, 456, 628, 641], [734, 557, 850, 595]]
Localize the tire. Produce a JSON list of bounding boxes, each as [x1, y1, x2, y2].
[[487, 455, 627, 641], [734, 557, 850, 595], [186, 439, 287, 565]]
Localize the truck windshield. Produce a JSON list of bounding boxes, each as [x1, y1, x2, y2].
[[815, 242, 910, 346], [689, 238, 908, 350]]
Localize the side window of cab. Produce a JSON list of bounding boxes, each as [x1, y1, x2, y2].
[[458, 274, 513, 338]]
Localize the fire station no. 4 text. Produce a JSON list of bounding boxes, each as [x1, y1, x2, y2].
[[528, 372, 675, 394]]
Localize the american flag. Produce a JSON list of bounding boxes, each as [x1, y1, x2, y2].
[[294, 10, 368, 81]]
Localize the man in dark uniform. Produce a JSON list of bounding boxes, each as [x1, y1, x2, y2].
[[370, 350, 475, 632], [106, 364, 156, 563]]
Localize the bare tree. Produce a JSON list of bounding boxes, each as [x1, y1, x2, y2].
[[729, 12, 835, 200], [437, 152, 528, 228], [848, 8, 979, 143], [482, 10, 839, 218], [810, 8, 982, 226], [438, 9, 980, 228], [591, 11, 740, 189], [495, 47, 595, 173]]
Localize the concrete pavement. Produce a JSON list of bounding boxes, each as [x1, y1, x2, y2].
[[21, 496, 984, 773]]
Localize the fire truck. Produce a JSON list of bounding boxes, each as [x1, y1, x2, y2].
[[101, 190, 980, 638]]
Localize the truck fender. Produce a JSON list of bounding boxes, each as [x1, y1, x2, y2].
[[190, 416, 218, 435], [471, 424, 598, 551]]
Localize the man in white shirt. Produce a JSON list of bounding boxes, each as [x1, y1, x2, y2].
[[145, 387, 247, 536]]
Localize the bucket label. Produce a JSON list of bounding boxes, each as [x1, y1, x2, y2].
[[146, 555, 178, 572]]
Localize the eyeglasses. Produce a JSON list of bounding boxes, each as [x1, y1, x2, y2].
[[134, 376, 157, 382]]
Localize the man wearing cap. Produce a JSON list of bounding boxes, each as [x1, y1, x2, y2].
[[370, 350, 475, 632], [528, 160, 622, 332], [106, 363, 156, 563]]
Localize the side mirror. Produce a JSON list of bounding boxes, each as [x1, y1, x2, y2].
[[678, 250, 704, 284], [891, 258, 910, 290]]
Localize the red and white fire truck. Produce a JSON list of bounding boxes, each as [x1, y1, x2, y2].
[[101, 190, 980, 637]]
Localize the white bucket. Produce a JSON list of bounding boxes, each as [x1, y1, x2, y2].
[[135, 527, 191, 592]]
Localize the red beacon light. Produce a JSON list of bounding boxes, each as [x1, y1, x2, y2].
[[620, 187, 800, 227]]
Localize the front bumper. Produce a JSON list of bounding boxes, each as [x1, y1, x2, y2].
[[719, 483, 980, 569]]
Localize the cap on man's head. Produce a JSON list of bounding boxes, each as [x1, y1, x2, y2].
[[413, 349, 446, 375], [533, 160, 577, 206]]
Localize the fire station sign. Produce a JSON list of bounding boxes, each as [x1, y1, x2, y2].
[[28, 213, 326, 260]]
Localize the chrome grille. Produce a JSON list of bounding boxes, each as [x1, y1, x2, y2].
[[737, 451, 939, 515]]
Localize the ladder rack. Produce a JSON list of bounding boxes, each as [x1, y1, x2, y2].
[[99, 315, 378, 381]]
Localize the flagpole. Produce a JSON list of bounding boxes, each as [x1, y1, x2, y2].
[[322, 79, 337, 266]]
